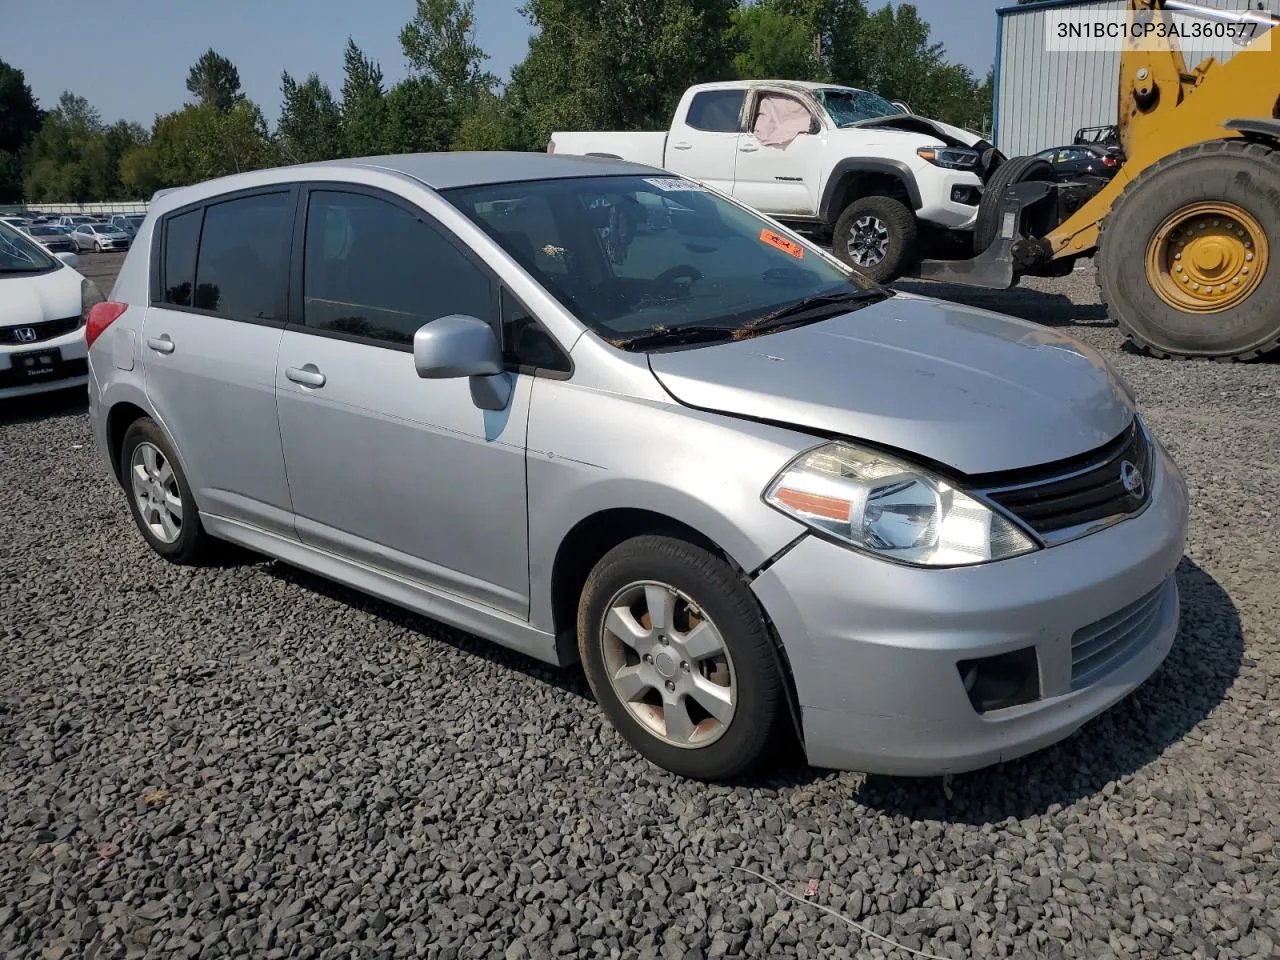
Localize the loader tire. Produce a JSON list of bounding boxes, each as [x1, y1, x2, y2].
[[1098, 138, 1280, 361], [973, 156, 1056, 255]]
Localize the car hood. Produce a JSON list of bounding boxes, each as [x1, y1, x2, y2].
[[646, 294, 1134, 476], [855, 114, 985, 148], [0, 265, 83, 326]]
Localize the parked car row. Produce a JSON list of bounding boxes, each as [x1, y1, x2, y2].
[[0, 212, 144, 255]]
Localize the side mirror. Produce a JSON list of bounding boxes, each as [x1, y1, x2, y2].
[[55, 251, 79, 268], [413, 314, 511, 411]]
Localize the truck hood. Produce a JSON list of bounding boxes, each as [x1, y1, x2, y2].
[[856, 114, 984, 148], [646, 294, 1134, 476]]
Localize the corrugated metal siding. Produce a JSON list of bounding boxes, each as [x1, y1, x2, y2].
[[995, 0, 1257, 156]]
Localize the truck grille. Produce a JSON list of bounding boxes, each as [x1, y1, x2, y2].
[[1071, 579, 1169, 689], [976, 419, 1152, 541], [0, 316, 82, 345]]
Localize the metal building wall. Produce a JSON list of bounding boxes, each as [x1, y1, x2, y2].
[[994, 0, 1257, 156]]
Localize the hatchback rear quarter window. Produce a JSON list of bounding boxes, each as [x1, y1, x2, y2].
[[161, 209, 202, 307]]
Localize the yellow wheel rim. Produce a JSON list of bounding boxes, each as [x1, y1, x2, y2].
[[1145, 202, 1268, 313]]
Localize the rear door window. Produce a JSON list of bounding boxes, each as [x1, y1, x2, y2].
[[191, 191, 293, 321], [160, 209, 202, 307], [685, 91, 745, 133]]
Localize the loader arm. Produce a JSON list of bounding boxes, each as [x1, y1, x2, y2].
[[1042, 0, 1280, 262]]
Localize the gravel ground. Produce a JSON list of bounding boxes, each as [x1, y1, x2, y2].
[[2, 253, 1278, 960]]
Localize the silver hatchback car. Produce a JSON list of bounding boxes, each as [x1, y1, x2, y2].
[[87, 154, 1188, 781]]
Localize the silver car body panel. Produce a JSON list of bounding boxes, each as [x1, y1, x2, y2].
[[88, 153, 1189, 774], [648, 294, 1135, 474]]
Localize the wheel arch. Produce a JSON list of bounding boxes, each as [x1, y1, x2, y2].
[[105, 400, 152, 485], [819, 158, 923, 224], [548, 506, 804, 741]]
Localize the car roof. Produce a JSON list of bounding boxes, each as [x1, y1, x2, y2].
[[687, 79, 872, 95]]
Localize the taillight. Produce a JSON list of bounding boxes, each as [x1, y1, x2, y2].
[[86, 301, 127, 349], [1102, 154, 1118, 167]]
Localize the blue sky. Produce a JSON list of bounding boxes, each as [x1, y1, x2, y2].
[[3, 0, 1005, 127]]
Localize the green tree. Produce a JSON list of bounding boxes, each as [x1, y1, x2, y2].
[[508, 0, 738, 150], [186, 49, 245, 112], [143, 100, 276, 188], [24, 92, 105, 202], [400, 0, 496, 105], [730, 3, 820, 80], [340, 39, 388, 157], [278, 71, 344, 163], [450, 90, 514, 151], [383, 76, 456, 154], [0, 59, 43, 201]]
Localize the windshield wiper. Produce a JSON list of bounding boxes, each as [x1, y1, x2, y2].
[[741, 288, 891, 335], [612, 324, 738, 351]]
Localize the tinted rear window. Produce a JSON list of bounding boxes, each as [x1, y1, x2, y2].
[[192, 192, 293, 320], [162, 209, 202, 307], [685, 91, 744, 133]]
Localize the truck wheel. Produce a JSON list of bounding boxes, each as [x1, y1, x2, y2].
[[1098, 139, 1280, 361], [973, 156, 1055, 254], [832, 196, 918, 283]]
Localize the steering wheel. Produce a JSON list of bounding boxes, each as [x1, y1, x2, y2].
[[652, 264, 704, 295]]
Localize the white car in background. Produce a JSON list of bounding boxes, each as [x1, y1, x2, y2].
[[0, 221, 97, 399]]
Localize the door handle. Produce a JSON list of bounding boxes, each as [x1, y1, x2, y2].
[[739, 145, 759, 153], [146, 335, 174, 354], [285, 364, 326, 388], [672, 142, 692, 151]]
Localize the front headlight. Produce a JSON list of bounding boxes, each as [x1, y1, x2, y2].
[[765, 442, 1038, 567], [917, 145, 981, 171]]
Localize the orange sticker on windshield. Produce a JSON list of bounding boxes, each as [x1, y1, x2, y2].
[[760, 228, 804, 260]]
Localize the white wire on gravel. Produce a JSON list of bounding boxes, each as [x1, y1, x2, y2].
[[722, 864, 953, 960]]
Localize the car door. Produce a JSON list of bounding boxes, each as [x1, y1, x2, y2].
[[274, 185, 532, 617], [662, 89, 745, 193], [141, 188, 298, 538], [731, 89, 825, 217]]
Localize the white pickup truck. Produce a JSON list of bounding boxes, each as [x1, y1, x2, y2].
[[550, 80, 1004, 282]]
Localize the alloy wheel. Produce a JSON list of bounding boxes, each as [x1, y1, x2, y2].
[[847, 215, 890, 267], [600, 581, 737, 748], [130, 441, 184, 544]]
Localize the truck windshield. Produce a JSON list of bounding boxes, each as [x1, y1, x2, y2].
[[443, 175, 880, 349], [815, 88, 905, 128], [0, 221, 57, 273]]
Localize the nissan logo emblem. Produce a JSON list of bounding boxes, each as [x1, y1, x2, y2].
[[14, 326, 38, 343], [1120, 460, 1145, 499]]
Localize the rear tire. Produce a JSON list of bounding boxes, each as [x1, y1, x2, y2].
[[973, 156, 1056, 254], [832, 195, 918, 283], [1098, 139, 1280, 361], [577, 535, 785, 781], [120, 418, 213, 565]]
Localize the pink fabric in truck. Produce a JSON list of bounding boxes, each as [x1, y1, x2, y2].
[[753, 95, 812, 148]]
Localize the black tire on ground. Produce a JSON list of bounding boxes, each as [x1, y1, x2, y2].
[[577, 534, 786, 782], [973, 155, 1056, 254], [120, 418, 214, 565], [832, 195, 919, 283], [1098, 138, 1280, 361]]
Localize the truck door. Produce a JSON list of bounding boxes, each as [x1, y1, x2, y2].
[[732, 90, 825, 217], [662, 89, 745, 193]]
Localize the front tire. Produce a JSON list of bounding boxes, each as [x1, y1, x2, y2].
[[94, 240, 103, 253], [578, 535, 785, 781], [832, 195, 918, 283], [1098, 138, 1280, 361], [120, 418, 213, 564]]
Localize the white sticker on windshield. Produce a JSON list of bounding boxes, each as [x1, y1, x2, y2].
[[644, 177, 706, 193]]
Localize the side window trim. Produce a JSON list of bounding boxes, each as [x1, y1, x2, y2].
[[149, 183, 300, 329], [286, 181, 501, 353]]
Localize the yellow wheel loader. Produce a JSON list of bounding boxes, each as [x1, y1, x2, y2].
[[914, 0, 1280, 361]]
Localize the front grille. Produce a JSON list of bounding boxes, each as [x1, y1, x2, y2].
[[1071, 580, 1168, 689], [977, 419, 1152, 539], [0, 316, 82, 345], [0, 356, 87, 389]]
